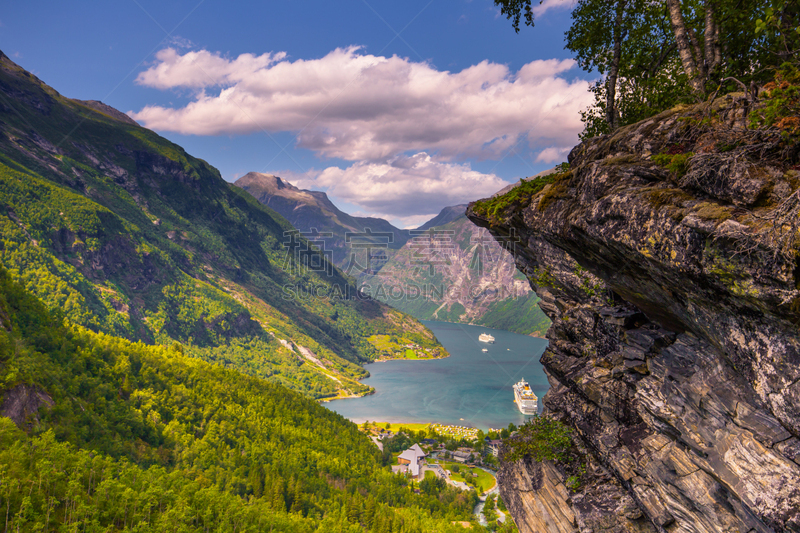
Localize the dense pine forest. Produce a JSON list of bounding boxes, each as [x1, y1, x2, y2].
[[0, 49, 481, 531], [0, 266, 477, 531]]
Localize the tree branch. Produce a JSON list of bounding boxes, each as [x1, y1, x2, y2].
[[606, 0, 628, 130]]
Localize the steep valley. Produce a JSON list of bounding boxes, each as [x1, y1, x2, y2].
[[236, 172, 551, 336], [0, 49, 479, 533], [0, 50, 446, 400]]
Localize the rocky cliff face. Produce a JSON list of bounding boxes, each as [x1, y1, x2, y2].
[[468, 96, 800, 533], [359, 212, 551, 336]]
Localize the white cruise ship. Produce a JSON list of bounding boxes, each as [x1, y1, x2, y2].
[[513, 378, 538, 415], [478, 333, 495, 343]]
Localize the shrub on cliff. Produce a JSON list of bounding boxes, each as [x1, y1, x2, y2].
[[750, 63, 800, 138], [502, 415, 574, 463], [471, 165, 571, 224]]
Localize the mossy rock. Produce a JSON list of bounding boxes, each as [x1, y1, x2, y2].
[[651, 152, 694, 178], [602, 154, 638, 166], [645, 188, 694, 209], [472, 169, 571, 224], [538, 179, 571, 212], [693, 201, 733, 221]]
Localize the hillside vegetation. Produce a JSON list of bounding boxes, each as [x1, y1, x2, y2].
[[0, 51, 445, 399], [0, 266, 477, 531]]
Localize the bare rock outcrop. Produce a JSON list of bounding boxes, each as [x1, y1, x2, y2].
[[468, 99, 800, 533], [1, 384, 53, 428]]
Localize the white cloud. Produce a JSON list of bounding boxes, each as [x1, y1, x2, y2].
[[532, 0, 576, 16], [135, 48, 287, 89], [535, 146, 571, 163], [167, 36, 196, 50], [273, 153, 509, 217], [131, 47, 591, 162]]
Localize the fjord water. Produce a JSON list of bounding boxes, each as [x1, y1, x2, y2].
[[328, 321, 549, 430]]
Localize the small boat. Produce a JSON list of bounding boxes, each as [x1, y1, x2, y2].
[[478, 333, 495, 343], [482, 348, 488, 352]]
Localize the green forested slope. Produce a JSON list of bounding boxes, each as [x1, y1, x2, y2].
[[0, 267, 477, 531], [0, 51, 445, 399], [473, 291, 550, 336]]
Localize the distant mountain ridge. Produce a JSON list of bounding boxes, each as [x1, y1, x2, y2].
[[417, 204, 468, 231], [359, 209, 551, 336], [235, 172, 411, 268], [236, 174, 550, 336]]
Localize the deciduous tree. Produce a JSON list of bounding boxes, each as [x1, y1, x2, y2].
[[494, 0, 800, 136]]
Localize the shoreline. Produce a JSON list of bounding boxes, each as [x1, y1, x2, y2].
[[349, 419, 497, 436], [323, 349, 450, 402], [372, 352, 451, 363], [323, 321, 548, 428]]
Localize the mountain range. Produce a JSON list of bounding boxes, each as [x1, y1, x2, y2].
[[235, 173, 550, 335], [235, 172, 411, 269], [359, 213, 550, 336], [0, 48, 486, 533], [0, 51, 446, 401]]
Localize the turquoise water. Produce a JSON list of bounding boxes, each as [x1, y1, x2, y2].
[[326, 321, 549, 430]]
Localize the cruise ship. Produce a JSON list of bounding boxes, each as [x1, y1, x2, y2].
[[478, 333, 495, 343], [513, 379, 538, 415]]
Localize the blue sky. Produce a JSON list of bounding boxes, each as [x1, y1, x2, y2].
[[1, 0, 592, 226]]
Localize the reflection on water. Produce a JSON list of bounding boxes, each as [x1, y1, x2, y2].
[[326, 321, 549, 430]]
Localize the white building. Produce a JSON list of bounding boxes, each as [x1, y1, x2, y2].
[[487, 439, 502, 457], [397, 443, 427, 478]]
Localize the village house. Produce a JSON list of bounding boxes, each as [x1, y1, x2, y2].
[[451, 450, 471, 463], [396, 443, 427, 478], [486, 439, 502, 457]]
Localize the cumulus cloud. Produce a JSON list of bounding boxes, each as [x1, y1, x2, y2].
[[276, 153, 508, 217], [535, 146, 572, 163], [131, 47, 591, 162], [135, 48, 287, 89]]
